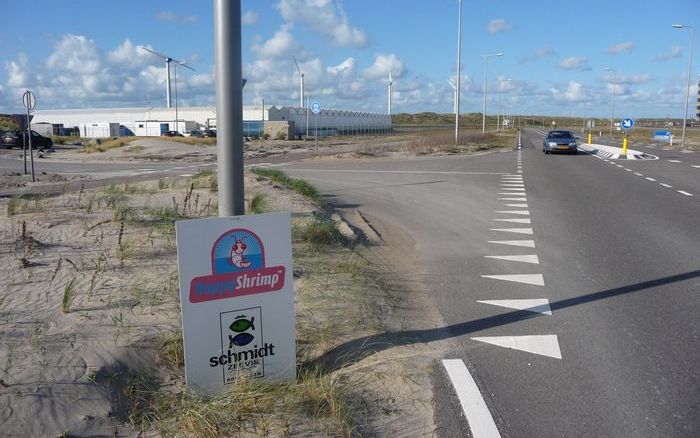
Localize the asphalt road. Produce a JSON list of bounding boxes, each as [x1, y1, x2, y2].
[[280, 130, 699, 437]]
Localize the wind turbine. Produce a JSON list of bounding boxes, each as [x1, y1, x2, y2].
[[447, 79, 457, 114], [387, 68, 393, 114], [293, 57, 304, 108], [139, 46, 193, 109]]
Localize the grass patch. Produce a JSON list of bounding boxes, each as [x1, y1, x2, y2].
[[251, 168, 324, 206], [81, 137, 138, 153], [158, 137, 217, 146], [293, 215, 344, 246], [248, 193, 269, 214], [61, 277, 78, 313]]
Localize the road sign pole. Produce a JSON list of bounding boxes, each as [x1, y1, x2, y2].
[[623, 133, 628, 155], [22, 90, 36, 181], [214, 0, 245, 216], [315, 113, 318, 155]]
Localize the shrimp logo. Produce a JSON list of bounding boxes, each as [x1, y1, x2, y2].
[[189, 228, 286, 303]]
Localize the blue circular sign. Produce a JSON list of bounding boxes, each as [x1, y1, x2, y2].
[[621, 118, 635, 129], [311, 101, 321, 114]]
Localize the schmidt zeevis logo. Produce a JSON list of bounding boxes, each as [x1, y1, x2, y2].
[[189, 228, 285, 303], [214, 307, 273, 382]]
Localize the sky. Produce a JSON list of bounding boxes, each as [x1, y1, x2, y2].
[[1, 0, 698, 118]]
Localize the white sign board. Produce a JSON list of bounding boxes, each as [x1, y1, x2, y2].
[[176, 212, 296, 395]]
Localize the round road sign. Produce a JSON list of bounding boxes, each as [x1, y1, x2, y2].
[[311, 101, 321, 114]]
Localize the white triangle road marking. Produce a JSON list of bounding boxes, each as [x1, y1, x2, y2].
[[477, 299, 552, 315], [498, 197, 527, 201], [504, 204, 528, 207], [484, 254, 539, 264], [481, 274, 545, 286], [501, 183, 524, 187], [489, 228, 533, 235], [488, 240, 535, 248], [500, 187, 526, 191], [493, 218, 531, 224], [471, 335, 562, 359], [495, 210, 529, 215]]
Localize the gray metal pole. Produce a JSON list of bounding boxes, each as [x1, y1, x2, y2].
[[215, 0, 244, 216], [27, 108, 35, 182], [611, 70, 616, 136], [482, 57, 487, 133], [681, 27, 694, 148], [455, 0, 462, 146], [166, 59, 172, 108]]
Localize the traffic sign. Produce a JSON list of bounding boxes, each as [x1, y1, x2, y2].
[[22, 90, 35, 111], [310, 101, 320, 114], [621, 118, 635, 129]]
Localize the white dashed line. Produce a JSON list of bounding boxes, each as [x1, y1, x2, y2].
[[677, 191, 694, 196], [634, 172, 643, 176], [659, 183, 672, 188], [692, 165, 700, 169], [616, 165, 624, 168], [645, 177, 656, 181], [668, 160, 682, 163], [442, 360, 502, 438], [624, 168, 633, 172]]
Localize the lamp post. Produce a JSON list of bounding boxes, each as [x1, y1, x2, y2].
[[481, 53, 503, 133], [672, 24, 694, 149], [455, 0, 462, 146], [603, 67, 617, 136], [497, 78, 511, 132]]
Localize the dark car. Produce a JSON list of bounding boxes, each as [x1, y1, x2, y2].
[[160, 130, 184, 137], [1, 130, 53, 150], [202, 129, 217, 138], [543, 130, 578, 154]]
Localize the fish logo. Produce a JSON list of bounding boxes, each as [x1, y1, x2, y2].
[[228, 315, 255, 347]]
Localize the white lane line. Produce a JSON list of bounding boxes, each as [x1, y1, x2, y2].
[[471, 335, 562, 359], [634, 172, 643, 176], [488, 240, 536, 248], [498, 197, 527, 201], [481, 274, 545, 286], [692, 165, 700, 169], [677, 190, 694, 196], [484, 255, 539, 264], [659, 183, 672, 188], [624, 168, 633, 172], [180, 173, 193, 177], [668, 160, 682, 163], [477, 299, 552, 315], [442, 360, 502, 438], [494, 210, 530, 215], [490, 228, 533, 235], [493, 218, 531, 224], [283, 169, 506, 175], [504, 203, 528, 208], [645, 177, 656, 181], [616, 165, 624, 168]]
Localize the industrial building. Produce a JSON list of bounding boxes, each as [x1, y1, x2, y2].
[[30, 105, 392, 139]]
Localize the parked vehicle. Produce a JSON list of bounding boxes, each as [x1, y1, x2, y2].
[[543, 130, 578, 154], [202, 129, 217, 138], [160, 131, 184, 137], [1, 130, 53, 150], [183, 130, 203, 137]]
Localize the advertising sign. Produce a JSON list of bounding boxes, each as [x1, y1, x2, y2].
[[176, 212, 296, 395], [653, 130, 672, 142]]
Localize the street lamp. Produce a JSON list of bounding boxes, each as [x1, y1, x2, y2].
[[497, 78, 512, 132], [672, 24, 694, 149], [455, 0, 463, 146], [481, 53, 503, 133], [603, 67, 617, 136]]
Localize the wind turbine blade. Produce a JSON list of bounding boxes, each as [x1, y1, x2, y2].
[[293, 56, 301, 74], [447, 79, 456, 89], [139, 46, 169, 60], [177, 61, 195, 71], [389, 68, 392, 83]]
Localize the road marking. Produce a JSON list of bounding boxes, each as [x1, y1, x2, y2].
[[481, 274, 545, 286], [677, 190, 694, 196], [442, 360, 502, 438], [500, 188, 526, 191], [501, 184, 524, 187], [645, 177, 656, 181], [634, 172, 643, 176], [692, 165, 700, 169], [180, 173, 193, 177], [495, 210, 529, 215], [504, 203, 528, 208], [283, 169, 507, 175], [488, 240, 536, 248], [659, 183, 672, 188], [490, 228, 533, 235], [668, 160, 682, 163], [624, 168, 633, 172], [477, 299, 552, 315], [471, 335, 562, 359], [498, 197, 527, 201], [493, 218, 531, 224], [484, 254, 539, 264], [616, 165, 624, 168]]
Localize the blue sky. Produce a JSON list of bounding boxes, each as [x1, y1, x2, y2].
[[1, 0, 697, 118]]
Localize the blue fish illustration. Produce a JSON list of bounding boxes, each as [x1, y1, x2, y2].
[[229, 332, 254, 347]]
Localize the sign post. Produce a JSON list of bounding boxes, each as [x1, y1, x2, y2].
[[176, 212, 296, 395], [22, 90, 36, 182], [311, 101, 320, 155], [621, 117, 634, 155]]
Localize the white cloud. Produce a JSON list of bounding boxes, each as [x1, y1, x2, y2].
[[276, 0, 367, 47], [487, 19, 510, 34], [156, 11, 198, 24], [6, 53, 30, 88], [601, 73, 655, 85], [559, 56, 590, 71], [518, 47, 558, 64], [653, 46, 683, 62], [327, 58, 356, 77], [243, 10, 259, 25], [252, 25, 297, 58], [608, 42, 635, 55], [363, 54, 405, 80]]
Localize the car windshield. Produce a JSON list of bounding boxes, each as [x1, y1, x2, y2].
[[548, 131, 574, 139]]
